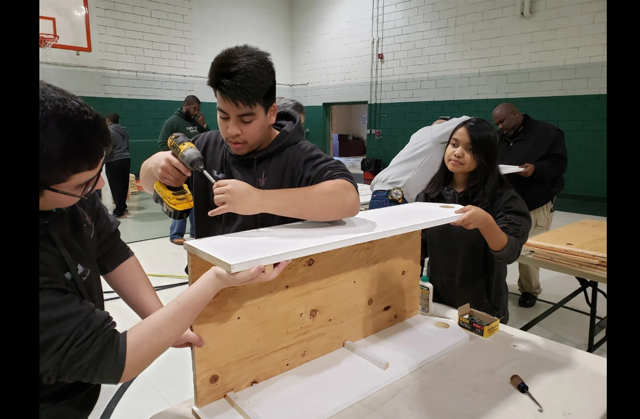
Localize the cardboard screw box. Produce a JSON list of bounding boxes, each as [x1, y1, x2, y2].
[[457, 303, 500, 338]]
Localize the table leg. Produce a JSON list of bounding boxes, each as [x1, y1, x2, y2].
[[586, 279, 598, 353], [519, 286, 586, 332], [580, 278, 607, 353]]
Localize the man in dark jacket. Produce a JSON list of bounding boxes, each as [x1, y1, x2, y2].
[[157, 95, 210, 151], [105, 113, 131, 218], [39, 81, 289, 419], [493, 102, 568, 308], [140, 45, 361, 239], [158, 95, 210, 245]]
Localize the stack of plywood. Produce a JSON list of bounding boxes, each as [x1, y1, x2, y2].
[[129, 174, 138, 195], [523, 220, 606, 279]]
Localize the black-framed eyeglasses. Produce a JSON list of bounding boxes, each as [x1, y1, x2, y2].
[[43, 163, 104, 200]]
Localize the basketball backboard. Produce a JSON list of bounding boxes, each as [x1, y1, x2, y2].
[[39, 0, 92, 52]]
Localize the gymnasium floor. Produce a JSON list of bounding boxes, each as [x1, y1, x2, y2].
[[88, 189, 607, 419]]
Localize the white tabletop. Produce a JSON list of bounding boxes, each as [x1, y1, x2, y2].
[[152, 303, 606, 419]]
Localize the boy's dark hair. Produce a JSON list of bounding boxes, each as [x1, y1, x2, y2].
[[276, 97, 305, 116], [107, 112, 120, 124], [184, 95, 201, 106], [424, 117, 509, 210], [207, 44, 276, 112], [39, 81, 112, 196]]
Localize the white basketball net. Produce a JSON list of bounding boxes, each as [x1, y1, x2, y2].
[[39, 34, 59, 61]]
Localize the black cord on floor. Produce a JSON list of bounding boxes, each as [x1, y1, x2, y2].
[[99, 378, 135, 419], [99, 280, 189, 413], [104, 281, 188, 301]]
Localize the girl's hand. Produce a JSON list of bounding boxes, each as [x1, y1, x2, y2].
[[450, 205, 493, 230]]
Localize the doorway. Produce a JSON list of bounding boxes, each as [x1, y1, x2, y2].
[[328, 103, 368, 175]]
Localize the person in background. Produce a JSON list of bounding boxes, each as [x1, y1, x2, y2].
[[139, 44, 360, 243], [493, 102, 568, 308], [276, 97, 306, 126], [39, 80, 290, 419], [105, 113, 131, 218], [416, 117, 531, 324], [158, 95, 210, 245], [369, 116, 471, 209]]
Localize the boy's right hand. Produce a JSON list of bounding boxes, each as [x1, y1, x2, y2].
[[212, 260, 292, 289], [150, 151, 191, 187]]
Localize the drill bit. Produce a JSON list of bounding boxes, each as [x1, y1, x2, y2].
[[510, 374, 543, 413], [202, 170, 216, 185]]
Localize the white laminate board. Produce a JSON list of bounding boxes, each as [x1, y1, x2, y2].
[[193, 316, 469, 419], [357, 183, 372, 204], [498, 164, 524, 174], [184, 202, 463, 272]]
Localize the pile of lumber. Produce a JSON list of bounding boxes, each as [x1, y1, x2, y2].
[[522, 220, 606, 279], [129, 174, 138, 195]]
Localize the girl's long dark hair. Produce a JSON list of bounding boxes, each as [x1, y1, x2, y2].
[[424, 117, 509, 210]]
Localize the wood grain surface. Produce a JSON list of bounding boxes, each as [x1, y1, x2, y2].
[[187, 231, 421, 407]]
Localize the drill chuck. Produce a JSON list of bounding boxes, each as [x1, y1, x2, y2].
[[192, 161, 205, 172]]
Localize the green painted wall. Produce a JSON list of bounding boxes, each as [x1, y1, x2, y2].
[[79, 94, 606, 206], [308, 94, 607, 201], [80, 96, 219, 175]]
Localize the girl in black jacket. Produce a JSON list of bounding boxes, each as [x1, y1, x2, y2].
[[416, 118, 531, 324]]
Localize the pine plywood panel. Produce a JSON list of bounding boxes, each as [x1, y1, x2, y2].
[[529, 252, 607, 279], [525, 220, 607, 257], [524, 247, 607, 267], [188, 231, 421, 408]]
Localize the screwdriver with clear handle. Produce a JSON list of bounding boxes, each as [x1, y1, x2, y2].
[[510, 374, 544, 413]]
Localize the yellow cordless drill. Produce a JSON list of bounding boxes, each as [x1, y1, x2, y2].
[[153, 133, 216, 219]]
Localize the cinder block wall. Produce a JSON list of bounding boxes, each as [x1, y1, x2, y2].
[[40, 0, 606, 204], [40, 0, 294, 174], [296, 0, 606, 200]]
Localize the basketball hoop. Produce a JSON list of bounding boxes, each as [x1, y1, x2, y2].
[[39, 33, 59, 61]]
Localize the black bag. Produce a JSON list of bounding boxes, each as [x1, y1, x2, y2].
[[360, 157, 383, 175]]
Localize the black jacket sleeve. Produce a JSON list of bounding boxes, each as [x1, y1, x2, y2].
[[197, 122, 210, 133], [489, 189, 532, 264], [531, 127, 568, 182]]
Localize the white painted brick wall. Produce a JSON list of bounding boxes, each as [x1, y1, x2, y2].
[[292, 0, 606, 105], [40, 0, 606, 105], [40, 0, 294, 102]]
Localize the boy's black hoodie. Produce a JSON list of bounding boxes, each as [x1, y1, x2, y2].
[[39, 193, 132, 418], [191, 110, 358, 239]]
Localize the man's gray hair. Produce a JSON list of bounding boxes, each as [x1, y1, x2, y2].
[[276, 97, 305, 116]]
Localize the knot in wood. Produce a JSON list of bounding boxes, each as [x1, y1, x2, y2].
[[310, 309, 318, 318], [307, 258, 315, 266], [210, 374, 219, 385], [368, 298, 374, 305]]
